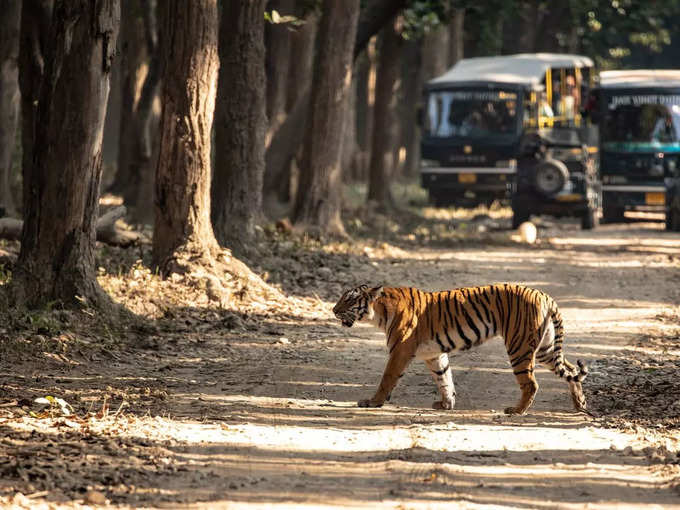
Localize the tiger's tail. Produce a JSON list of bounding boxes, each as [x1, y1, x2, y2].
[[543, 305, 588, 383]]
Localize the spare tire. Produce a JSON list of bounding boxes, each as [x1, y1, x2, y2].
[[533, 159, 569, 197]]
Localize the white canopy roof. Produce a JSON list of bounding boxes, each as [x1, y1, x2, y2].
[[599, 70, 680, 89], [429, 53, 594, 89]]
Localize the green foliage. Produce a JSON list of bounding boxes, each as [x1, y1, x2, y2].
[[566, 0, 680, 69], [264, 9, 305, 27], [401, 1, 448, 40]]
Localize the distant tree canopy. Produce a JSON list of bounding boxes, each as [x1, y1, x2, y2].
[[401, 0, 680, 69]]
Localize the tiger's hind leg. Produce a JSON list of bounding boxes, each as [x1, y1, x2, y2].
[[504, 340, 539, 415], [425, 354, 455, 410]]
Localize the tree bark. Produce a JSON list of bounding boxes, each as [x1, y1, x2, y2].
[[212, 0, 267, 255], [292, 0, 360, 237], [18, 0, 52, 220], [0, 0, 21, 218], [110, 0, 144, 196], [265, 1, 403, 210], [352, 40, 377, 181], [367, 18, 401, 207], [110, 0, 160, 221], [400, 38, 423, 177], [422, 25, 449, 81], [11, 0, 120, 309], [265, 0, 294, 136], [448, 7, 465, 66], [264, 9, 318, 204], [354, 0, 408, 60], [153, 0, 220, 273]]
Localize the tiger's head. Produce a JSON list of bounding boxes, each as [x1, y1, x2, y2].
[[333, 285, 384, 327]]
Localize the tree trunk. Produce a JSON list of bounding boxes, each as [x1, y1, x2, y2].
[[212, 0, 267, 255], [263, 9, 318, 205], [110, 0, 144, 196], [448, 7, 465, 66], [353, 39, 377, 181], [354, 0, 408, 60], [110, 0, 160, 219], [153, 0, 220, 273], [18, 0, 52, 220], [422, 26, 449, 81], [265, 0, 294, 137], [285, 9, 318, 113], [11, 0, 120, 309], [367, 18, 401, 207], [265, 1, 400, 210], [401, 38, 423, 178], [129, 0, 160, 223], [292, 0, 360, 237], [0, 0, 21, 218]]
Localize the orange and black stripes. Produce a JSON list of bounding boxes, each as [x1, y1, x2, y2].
[[333, 283, 589, 413]]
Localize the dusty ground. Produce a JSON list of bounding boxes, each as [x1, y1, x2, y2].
[[0, 206, 679, 509]]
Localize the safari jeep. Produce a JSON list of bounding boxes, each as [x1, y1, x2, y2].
[[593, 70, 680, 227], [420, 53, 600, 229]]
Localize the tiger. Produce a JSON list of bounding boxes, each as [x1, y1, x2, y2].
[[332, 284, 588, 415]]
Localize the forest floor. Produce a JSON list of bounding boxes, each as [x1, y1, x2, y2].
[[0, 199, 679, 509]]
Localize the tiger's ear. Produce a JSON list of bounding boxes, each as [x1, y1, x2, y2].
[[367, 286, 384, 300]]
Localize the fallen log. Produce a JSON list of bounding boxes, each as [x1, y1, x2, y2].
[[0, 205, 147, 247]]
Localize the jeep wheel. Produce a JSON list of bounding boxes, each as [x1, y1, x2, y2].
[[581, 205, 599, 230], [533, 159, 569, 197]]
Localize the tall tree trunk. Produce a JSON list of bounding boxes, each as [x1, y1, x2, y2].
[[263, 9, 318, 204], [18, 0, 52, 221], [153, 0, 220, 273], [110, 0, 160, 219], [448, 7, 465, 66], [212, 0, 267, 256], [401, 38, 423, 178], [292, 0, 360, 237], [265, 0, 294, 138], [129, 0, 160, 223], [11, 0, 120, 309], [265, 1, 400, 210], [422, 26, 449, 81], [367, 18, 401, 207], [110, 0, 145, 196], [353, 40, 377, 181], [0, 0, 21, 218], [354, 0, 408, 59]]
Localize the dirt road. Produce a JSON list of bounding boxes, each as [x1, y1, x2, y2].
[[1, 218, 679, 508]]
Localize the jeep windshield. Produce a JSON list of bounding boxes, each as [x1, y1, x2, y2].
[[424, 89, 519, 141], [602, 93, 680, 153]]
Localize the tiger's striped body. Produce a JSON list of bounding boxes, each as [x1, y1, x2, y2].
[[332, 284, 588, 414]]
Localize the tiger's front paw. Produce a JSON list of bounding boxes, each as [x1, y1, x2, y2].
[[432, 399, 454, 410], [358, 398, 384, 408], [503, 406, 527, 415]]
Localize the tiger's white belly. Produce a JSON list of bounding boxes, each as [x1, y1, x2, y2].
[[413, 334, 502, 360]]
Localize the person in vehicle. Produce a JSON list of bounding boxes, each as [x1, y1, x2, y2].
[[558, 75, 579, 121], [651, 111, 678, 142]]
